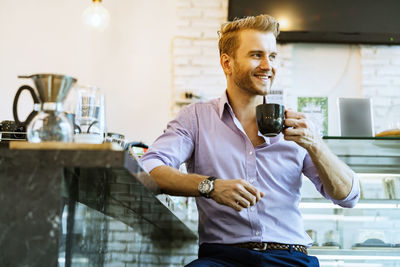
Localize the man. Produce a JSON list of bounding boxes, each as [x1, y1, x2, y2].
[[141, 14, 360, 267]]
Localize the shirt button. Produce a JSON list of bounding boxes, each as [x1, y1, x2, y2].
[[249, 151, 253, 155], [256, 231, 260, 236], [249, 178, 255, 183], [250, 207, 255, 212]]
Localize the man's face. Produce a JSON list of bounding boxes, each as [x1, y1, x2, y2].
[[231, 30, 278, 96]]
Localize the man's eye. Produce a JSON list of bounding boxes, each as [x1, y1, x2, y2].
[[252, 54, 262, 58], [269, 54, 277, 61]]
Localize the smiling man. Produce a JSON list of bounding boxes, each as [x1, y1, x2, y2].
[[141, 15, 360, 267]]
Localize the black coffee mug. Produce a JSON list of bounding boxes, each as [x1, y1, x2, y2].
[[256, 103, 285, 137]]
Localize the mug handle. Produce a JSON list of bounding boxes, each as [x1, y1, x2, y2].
[[13, 85, 40, 127]]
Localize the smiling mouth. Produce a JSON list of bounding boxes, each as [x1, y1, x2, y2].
[[254, 73, 272, 82]]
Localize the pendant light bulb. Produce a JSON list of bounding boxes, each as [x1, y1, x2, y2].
[[82, 0, 110, 31]]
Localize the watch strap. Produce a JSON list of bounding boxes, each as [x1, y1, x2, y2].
[[207, 176, 217, 182]]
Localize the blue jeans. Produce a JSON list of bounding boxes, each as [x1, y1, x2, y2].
[[186, 243, 320, 267]]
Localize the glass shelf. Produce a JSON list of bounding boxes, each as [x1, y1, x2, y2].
[[322, 136, 400, 173], [323, 136, 400, 156]]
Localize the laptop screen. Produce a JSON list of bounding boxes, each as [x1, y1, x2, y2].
[[338, 98, 374, 137]]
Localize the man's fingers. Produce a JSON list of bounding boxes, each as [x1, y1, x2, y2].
[[239, 190, 256, 206], [242, 182, 263, 203], [285, 109, 306, 119], [284, 127, 304, 136], [214, 179, 264, 211], [232, 200, 243, 211], [236, 197, 250, 208], [285, 118, 308, 129], [284, 118, 298, 128]]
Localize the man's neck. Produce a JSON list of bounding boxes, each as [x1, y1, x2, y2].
[[226, 87, 264, 123]]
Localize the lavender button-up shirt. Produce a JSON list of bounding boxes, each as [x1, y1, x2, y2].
[[141, 91, 360, 247]]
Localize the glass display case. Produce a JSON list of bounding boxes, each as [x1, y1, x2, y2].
[[301, 137, 400, 267]]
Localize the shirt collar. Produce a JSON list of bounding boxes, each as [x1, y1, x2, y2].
[[218, 90, 232, 119]]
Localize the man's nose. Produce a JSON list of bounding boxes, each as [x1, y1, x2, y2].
[[259, 57, 271, 70]]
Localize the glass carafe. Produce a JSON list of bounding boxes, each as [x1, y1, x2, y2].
[[27, 103, 73, 142]]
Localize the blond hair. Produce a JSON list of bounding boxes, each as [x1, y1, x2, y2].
[[218, 14, 280, 57]]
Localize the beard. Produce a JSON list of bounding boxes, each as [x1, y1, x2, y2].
[[232, 62, 274, 96]]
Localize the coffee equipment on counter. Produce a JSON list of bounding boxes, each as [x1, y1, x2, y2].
[[13, 73, 77, 143], [73, 85, 106, 144]]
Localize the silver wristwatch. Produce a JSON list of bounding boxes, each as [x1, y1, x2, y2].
[[198, 176, 217, 198]]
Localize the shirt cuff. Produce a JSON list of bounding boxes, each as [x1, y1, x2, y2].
[[331, 171, 360, 208], [140, 158, 166, 174]]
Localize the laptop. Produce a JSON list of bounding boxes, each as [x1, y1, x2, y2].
[[338, 98, 375, 137]]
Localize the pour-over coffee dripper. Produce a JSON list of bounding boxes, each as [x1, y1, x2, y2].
[[13, 73, 77, 143]]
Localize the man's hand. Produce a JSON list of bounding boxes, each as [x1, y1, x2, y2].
[[210, 179, 264, 212], [283, 109, 321, 150]]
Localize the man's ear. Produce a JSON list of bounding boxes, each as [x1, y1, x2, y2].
[[220, 53, 233, 75]]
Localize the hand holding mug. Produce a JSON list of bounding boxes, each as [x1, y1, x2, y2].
[[283, 109, 320, 150]]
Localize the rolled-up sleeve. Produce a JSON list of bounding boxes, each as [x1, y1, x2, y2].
[[303, 153, 360, 208], [140, 104, 196, 173]]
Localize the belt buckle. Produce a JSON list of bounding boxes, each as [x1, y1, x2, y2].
[[252, 243, 267, 251]]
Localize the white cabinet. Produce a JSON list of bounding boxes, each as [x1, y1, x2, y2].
[[301, 137, 400, 267]]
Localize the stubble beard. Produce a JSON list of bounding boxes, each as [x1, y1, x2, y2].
[[233, 67, 271, 96]]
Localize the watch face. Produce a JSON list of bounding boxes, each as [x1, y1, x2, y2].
[[199, 180, 211, 193]]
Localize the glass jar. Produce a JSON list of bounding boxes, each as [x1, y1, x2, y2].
[[73, 85, 106, 144]]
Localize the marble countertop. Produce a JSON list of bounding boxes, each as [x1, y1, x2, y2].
[[3, 141, 197, 240]]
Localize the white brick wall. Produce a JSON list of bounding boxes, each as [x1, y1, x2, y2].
[[172, 0, 228, 115], [360, 45, 400, 132], [274, 43, 293, 95]]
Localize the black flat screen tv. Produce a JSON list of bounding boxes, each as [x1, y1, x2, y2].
[[228, 0, 400, 45]]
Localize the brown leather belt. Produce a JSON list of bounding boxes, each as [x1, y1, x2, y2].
[[232, 242, 308, 255]]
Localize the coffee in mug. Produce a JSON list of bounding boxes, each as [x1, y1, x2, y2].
[[256, 103, 285, 137]]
